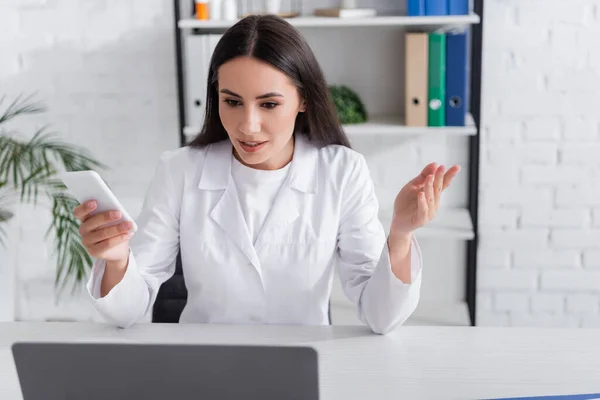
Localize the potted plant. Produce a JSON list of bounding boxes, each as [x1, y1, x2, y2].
[[0, 94, 106, 294], [329, 85, 368, 125]]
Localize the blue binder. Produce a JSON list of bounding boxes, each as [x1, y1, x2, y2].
[[489, 393, 600, 400], [445, 31, 469, 126], [407, 0, 426, 16], [448, 0, 469, 15], [425, 0, 448, 15]]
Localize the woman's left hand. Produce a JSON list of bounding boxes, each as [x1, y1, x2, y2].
[[390, 162, 461, 236]]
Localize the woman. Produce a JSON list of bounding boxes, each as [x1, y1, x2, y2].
[[74, 15, 459, 335]]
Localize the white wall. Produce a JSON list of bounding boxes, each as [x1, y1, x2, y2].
[[0, 0, 179, 321], [477, 0, 600, 327]]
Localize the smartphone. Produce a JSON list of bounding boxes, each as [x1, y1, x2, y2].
[[59, 170, 138, 232]]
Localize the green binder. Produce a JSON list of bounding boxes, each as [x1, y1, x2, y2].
[[428, 32, 446, 126]]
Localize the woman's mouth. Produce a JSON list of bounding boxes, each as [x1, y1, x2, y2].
[[238, 140, 267, 153]]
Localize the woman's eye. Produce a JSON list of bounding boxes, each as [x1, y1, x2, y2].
[[224, 99, 241, 107], [262, 102, 278, 109]]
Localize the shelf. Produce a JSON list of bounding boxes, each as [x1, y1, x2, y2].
[[178, 13, 480, 30], [330, 298, 471, 327], [343, 114, 476, 136], [380, 207, 474, 240], [183, 113, 477, 141]]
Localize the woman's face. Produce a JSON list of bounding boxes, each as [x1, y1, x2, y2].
[[217, 56, 306, 170]]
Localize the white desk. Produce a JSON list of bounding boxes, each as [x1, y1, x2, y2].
[[2, 322, 600, 399]]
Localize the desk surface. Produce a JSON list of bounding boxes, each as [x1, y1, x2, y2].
[[2, 322, 600, 400]]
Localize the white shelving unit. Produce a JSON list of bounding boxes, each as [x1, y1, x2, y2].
[[173, 2, 482, 327]]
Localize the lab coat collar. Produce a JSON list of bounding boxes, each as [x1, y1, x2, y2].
[[197, 139, 232, 190], [197, 134, 319, 193], [288, 134, 319, 194]]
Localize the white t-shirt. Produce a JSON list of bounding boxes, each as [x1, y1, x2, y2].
[[231, 157, 291, 245]]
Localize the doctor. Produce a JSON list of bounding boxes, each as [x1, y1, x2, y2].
[[74, 15, 459, 334]]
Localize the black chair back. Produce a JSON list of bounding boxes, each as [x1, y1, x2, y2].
[[152, 251, 187, 323]]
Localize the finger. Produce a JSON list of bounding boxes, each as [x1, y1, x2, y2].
[[79, 210, 122, 236], [425, 174, 435, 210], [442, 165, 461, 190], [410, 162, 438, 186], [73, 200, 97, 222], [87, 232, 133, 258], [82, 221, 134, 247], [417, 190, 428, 224], [434, 165, 446, 205]]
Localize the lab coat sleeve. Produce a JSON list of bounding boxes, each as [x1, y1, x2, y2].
[[86, 151, 181, 328], [336, 154, 422, 335]]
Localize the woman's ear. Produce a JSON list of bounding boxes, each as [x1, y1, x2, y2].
[[299, 99, 307, 113]]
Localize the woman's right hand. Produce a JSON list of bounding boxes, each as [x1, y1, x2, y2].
[[74, 200, 134, 263]]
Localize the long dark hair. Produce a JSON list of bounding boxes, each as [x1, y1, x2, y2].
[[188, 14, 351, 149]]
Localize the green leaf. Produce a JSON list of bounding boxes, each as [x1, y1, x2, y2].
[[0, 208, 12, 248], [0, 94, 46, 125], [0, 225, 6, 248], [46, 191, 93, 295], [0, 209, 13, 222]]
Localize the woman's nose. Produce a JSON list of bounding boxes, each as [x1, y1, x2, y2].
[[239, 107, 261, 135]]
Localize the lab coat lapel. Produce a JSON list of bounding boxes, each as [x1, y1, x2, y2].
[[254, 134, 319, 250], [198, 140, 261, 273], [211, 180, 262, 271]]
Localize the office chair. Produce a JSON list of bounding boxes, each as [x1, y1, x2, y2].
[[152, 250, 333, 324], [152, 250, 188, 323]]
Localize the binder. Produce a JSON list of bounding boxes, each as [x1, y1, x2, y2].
[[489, 393, 600, 400], [407, 0, 426, 16], [183, 34, 222, 134], [427, 32, 446, 126], [448, 0, 469, 15], [425, 0, 448, 16], [445, 31, 469, 126], [184, 35, 209, 130], [405, 33, 429, 126]]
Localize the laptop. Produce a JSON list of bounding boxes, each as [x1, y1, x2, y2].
[[12, 341, 319, 400]]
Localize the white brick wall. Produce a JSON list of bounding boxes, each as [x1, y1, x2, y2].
[[0, 0, 179, 321], [478, 0, 600, 327], [521, 118, 560, 141]]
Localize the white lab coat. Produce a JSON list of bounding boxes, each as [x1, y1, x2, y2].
[[87, 134, 422, 334]]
